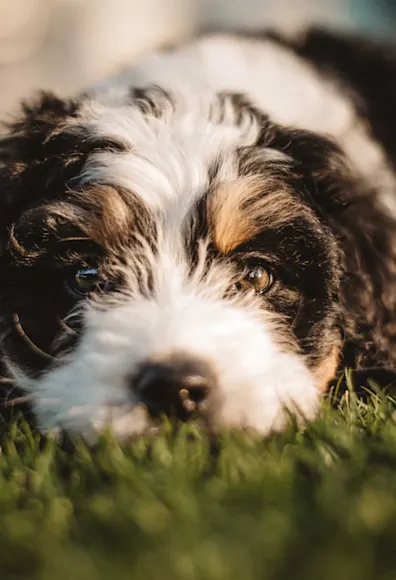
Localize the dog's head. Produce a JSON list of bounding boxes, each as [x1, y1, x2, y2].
[[0, 88, 350, 439]]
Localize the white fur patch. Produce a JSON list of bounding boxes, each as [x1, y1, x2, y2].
[[91, 33, 396, 216], [76, 92, 265, 228], [11, 247, 319, 440], [12, 34, 372, 439]]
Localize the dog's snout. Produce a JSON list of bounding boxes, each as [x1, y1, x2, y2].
[[132, 354, 216, 419]]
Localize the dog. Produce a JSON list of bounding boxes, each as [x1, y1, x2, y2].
[[0, 27, 396, 441]]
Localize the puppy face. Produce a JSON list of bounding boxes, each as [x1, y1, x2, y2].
[[0, 90, 345, 440]]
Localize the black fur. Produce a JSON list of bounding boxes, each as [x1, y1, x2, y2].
[[2, 28, 396, 426], [285, 29, 396, 374], [292, 28, 396, 170]]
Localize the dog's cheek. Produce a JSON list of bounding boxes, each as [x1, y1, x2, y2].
[[313, 343, 342, 392], [306, 325, 343, 392], [206, 350, 320, 435]]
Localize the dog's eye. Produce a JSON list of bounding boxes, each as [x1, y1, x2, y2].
[[72, 267, 101, 295], [238, 264, 273, 294]]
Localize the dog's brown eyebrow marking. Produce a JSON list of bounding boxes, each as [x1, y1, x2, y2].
[[65, 185, 152, 250], [75, 185, 131, 247], [208, 175, 303, 254]]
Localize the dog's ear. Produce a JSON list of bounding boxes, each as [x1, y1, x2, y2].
[[1, 91, 80, 158], [256, 123, 396, 371], [258, 124, 358, 217], [264, 125, 396, 371], [0, 91, 82, 247]]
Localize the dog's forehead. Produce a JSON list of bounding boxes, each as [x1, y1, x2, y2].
[[64, 92, 295, 239], [76, 93, 258, 207], [9, 90, 307, 257]]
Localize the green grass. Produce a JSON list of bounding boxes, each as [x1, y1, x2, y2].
[[2, 376, 396, 580]]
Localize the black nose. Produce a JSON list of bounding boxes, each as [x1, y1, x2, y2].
[[132, 354, 216, 420]]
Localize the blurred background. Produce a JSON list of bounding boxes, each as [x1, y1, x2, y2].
[[0, 0, 395, 118]]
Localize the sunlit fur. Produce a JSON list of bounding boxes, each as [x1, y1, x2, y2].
[[1, 28, 396, 440], [10, 240, 317, 440]]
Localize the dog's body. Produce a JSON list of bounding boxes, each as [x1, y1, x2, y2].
[[1, 28, 396, 440]]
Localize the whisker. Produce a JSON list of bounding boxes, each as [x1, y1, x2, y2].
[[57, 237, 91, 243], [13, 313, 56, 362], [63, 306, 84, 325], [0, 328, 12, 344], [57, 316, 79, 337], [1, 394, 34, 408], [0, 381, 29, 408], [0, 382, 62, 409]]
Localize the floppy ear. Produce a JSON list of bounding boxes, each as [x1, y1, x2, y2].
[[0, 92, 84, 249], [258, 124, 359, 216], [261, 124, 396, 372], [330, 188, 396, 372], [1, 91, 80, 155], [280, 129, 396, 371]]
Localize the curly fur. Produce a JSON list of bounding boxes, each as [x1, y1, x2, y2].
[[1, 27, 396, 439]]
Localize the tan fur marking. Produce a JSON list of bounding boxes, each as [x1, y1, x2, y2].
[[314, 343, 341, 392], [75, 185, 131, 247], [209, 175, 303, 254]]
